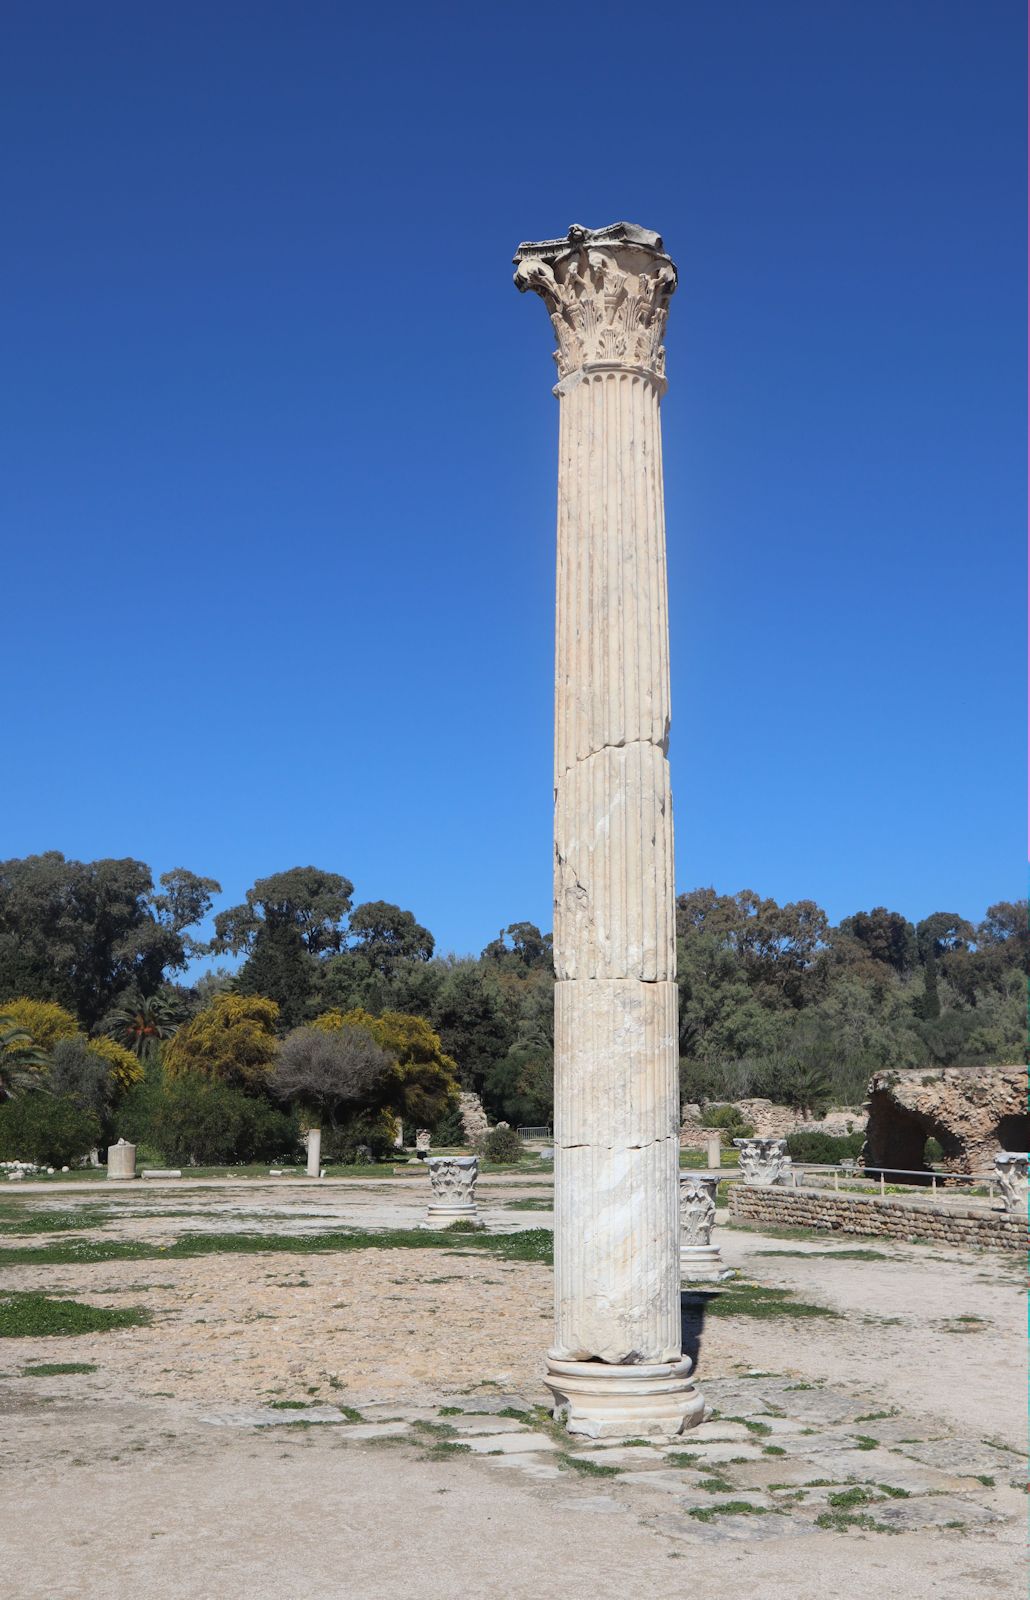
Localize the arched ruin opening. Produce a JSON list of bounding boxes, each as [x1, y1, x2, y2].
[[863, 1092, 962, 1183], [996, 1113, 1030, 1153]]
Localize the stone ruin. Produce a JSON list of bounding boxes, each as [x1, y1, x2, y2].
[[680, 1098, 866, 1149], [458, 1091, 489, 1151], [863, 1064, 1028, 1179]]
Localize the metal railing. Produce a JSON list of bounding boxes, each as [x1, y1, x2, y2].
[[783, 1161, 999, 1200], [516, 1126, 552, 1141]]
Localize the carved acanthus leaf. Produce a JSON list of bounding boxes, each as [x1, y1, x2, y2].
[[514, 225, 677, 380]]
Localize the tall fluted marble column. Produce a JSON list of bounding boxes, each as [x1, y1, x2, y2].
[[514, 222, 702, 1437]]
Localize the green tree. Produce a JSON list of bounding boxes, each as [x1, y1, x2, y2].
[[347, 901, 434, 974], [209, 867, 353, 959], [433, 964, 514, 1092], [0, 854, 220, 1028], [234, 921, 317, 1031]]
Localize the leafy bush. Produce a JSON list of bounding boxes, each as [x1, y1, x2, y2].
[[430, 1102, 465, 1146], [149, 1076, 297, 1165], [320, 1108, 397, 1164], [786, 1130, 865, 1165], [484, 1123, 523, 1163], [83, 1034, 143, 1092], [700, 1104, 755, 1146], [0, 1092, 100, 1166]]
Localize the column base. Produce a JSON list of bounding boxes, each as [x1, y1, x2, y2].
[[544, 1356, 704, 1440], [680, 1244, 723, 1281], [421, 1204, 480, 1230]]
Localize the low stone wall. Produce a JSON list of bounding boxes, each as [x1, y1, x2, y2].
[[728, 1180, 1027, 1252]]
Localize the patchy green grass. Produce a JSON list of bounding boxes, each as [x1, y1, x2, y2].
[[816, 1510, 899, 1534], [698, 1475, 734, 1492], [753, 1248, 890, 1262], [0, 1226, 554, 1271], [853, 1436, 878, 1451], [695, 1282, 841, 1322], [853, 1409, 899, 1423], [557, 1453, 622, 1478], [420, 1440, 472, 1461], [0, 1292, 149, 1338], [688, 1500, 773, 1523], [21, 1361, 97, 1376], [763, 1445, 787, 1456], [412, 1419, 458, 1439], [0, 1206, 113, 1236], [499, 1199, 552, 1211]]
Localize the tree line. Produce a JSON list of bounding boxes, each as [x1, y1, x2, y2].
[[0, 852, 1022, 1164]]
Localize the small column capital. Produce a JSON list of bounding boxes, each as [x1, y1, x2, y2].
[[514, 221, 677, 382]]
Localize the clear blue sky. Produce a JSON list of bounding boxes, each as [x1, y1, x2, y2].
[[2, 0, 1024, 965]]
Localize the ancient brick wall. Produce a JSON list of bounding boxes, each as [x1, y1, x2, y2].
[[728, 1180, 1026, 1252]]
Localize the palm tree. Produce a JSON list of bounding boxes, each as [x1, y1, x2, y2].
[[104, 992, 186, 1058], [0, 1014, 50, 1099]]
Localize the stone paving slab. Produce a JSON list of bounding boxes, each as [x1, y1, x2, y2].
[[463, 1431, 558, 1455], [442, 1415, 529, 1435], [434, 1393, 532, 1415], [199, 1405, 353, 1428], [765, 1431, 861, 1456], [665, 1441, 766, 1465], [872, 1494, 1004, 1530], [653, 1510, 816, 1544], [566, 1445, 667, 1467], [892, 1438, 1022, 1477]]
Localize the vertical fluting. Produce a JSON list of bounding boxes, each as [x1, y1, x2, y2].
[[551, 365, 680, 1365], [514, 223, 684, 1402]]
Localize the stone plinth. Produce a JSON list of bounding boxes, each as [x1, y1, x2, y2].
[[706, 1135, 722, 1169], [423, 1155, 479, 1226], [306, 1128, 322, 1178], [679, 1171, 722, 1279], [515, 221, 700, 1438], [734, 1137, 790, 1186], [994, 1153, 1028, 1215], [415, 1129, 431, 1160], [106, 1139, 136, 1181]]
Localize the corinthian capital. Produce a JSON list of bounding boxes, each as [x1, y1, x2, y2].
[[514, 221, 677, 382]]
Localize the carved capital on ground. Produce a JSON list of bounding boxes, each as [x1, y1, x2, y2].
[[426, 1154, 479, 1215], [734, 1136, 791, 1186], [514, 221, 677, 381], [994, 1152, 1028, 1214], [679, 1172, 719, 1247]]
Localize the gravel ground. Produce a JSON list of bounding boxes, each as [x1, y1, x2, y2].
[[0, 1178, 1024, 1599]]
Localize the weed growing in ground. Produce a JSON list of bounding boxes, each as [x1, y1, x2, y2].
[[699, 1283, 840, 1321], [688, 1501, 772, 1522], [21, 1361, 97, 1375], [0, 1292, 149, 1338], [816, 1510, 898, 1534], [557, 1453, 622, 1478]]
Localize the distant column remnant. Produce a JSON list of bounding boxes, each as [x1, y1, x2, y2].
[[306, 1128, 322, 1178], [514, 222, 702, 1438], [107, 1139, 136, 1181], [735, 1137, 791, 1186]]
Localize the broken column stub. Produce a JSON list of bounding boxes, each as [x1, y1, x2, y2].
[[106, 1139, 136, 1180], [515, 222, 701, 1438]]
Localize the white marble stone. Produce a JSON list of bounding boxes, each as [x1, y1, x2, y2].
[[515, 221, 700, 1437], [679, 1171, 722, 1279], [994, 1152, 1028, 1214], [305, 1127, 322, 1178], [423, 1154, 479, 1225], [734, 1136, 790, 1186], [106, 1139, 136, 1181]]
